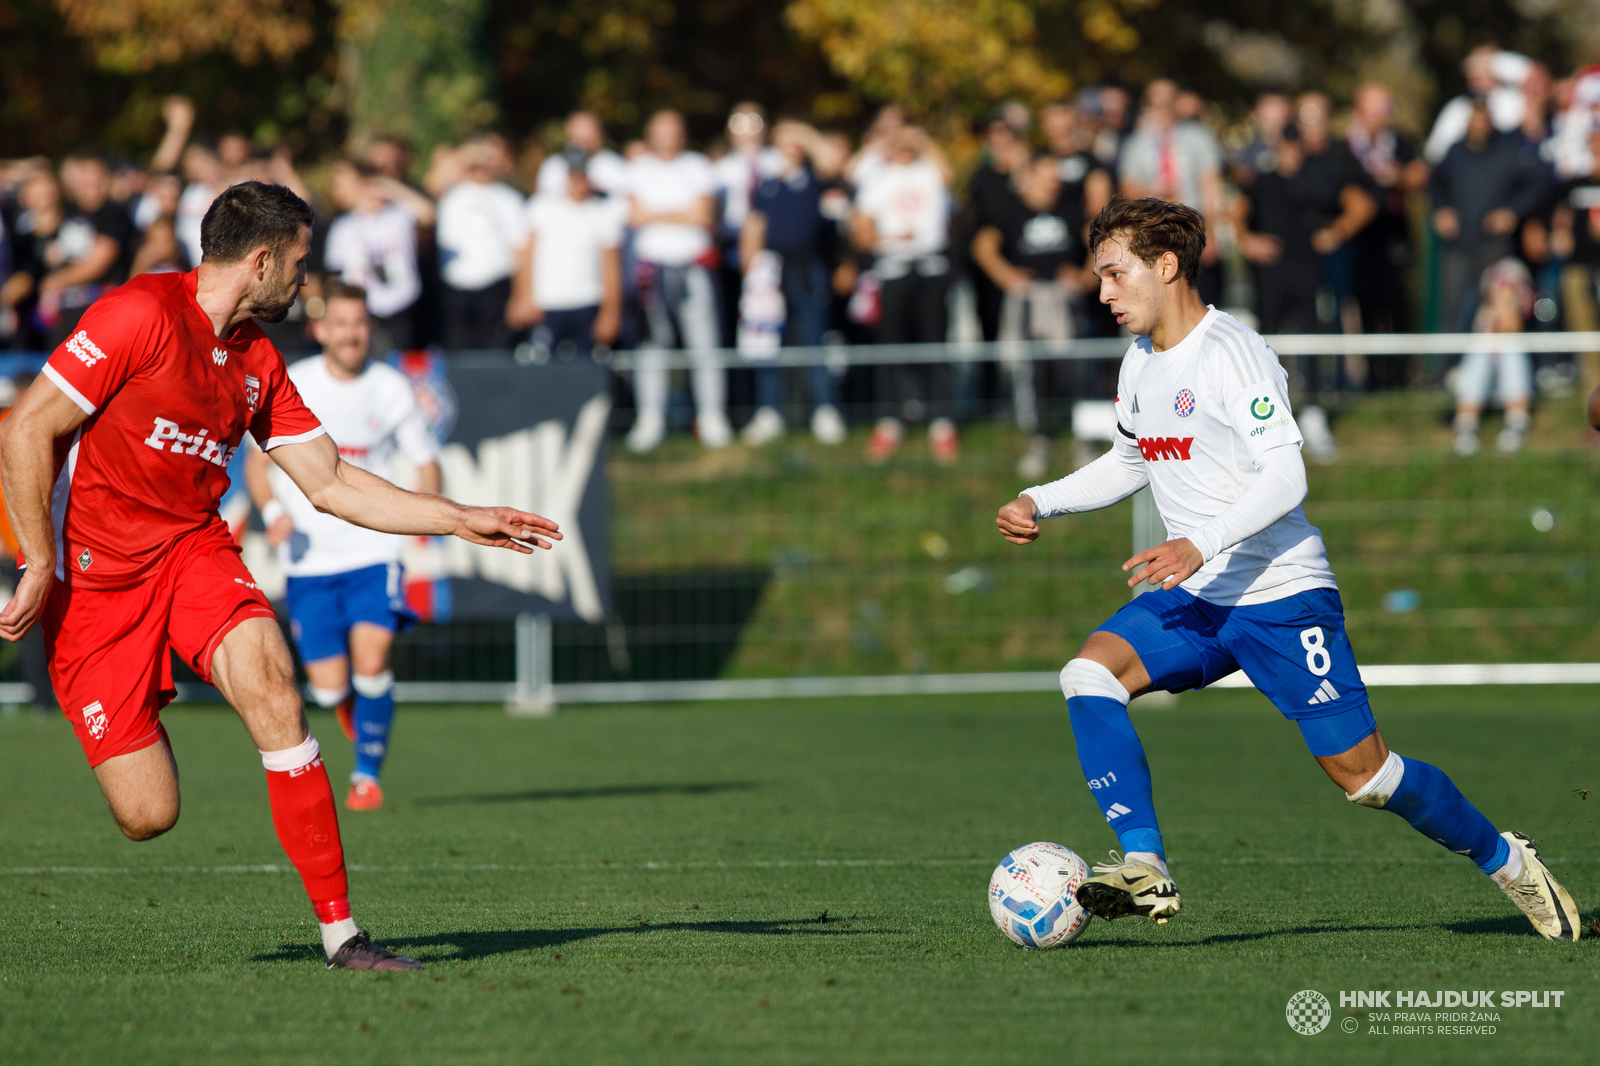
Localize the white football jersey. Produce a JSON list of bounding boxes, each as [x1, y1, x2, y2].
[[269, 356, 439, 578], [1112, 307, 1336, 606]]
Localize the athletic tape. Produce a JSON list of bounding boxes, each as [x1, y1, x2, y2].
[[259, 734, 320, 773], [352, 671, 394, 698], [308, 684, 350, 708], [1346, 750, 1405, 808], [1059, 658, 1130, 705]]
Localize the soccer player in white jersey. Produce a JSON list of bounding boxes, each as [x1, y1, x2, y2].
[[245, 282, 441, 811], [995, 197, 1580, 940]]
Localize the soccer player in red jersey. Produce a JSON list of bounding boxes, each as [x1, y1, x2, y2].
[[0, 182, 562, 971]]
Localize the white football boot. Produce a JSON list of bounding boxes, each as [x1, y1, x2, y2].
[[1074, 851, 1181, 925], [1496, 832, 1581, 941]]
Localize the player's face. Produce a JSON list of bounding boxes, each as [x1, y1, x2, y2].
[[250, 226, 311, 324], [315, 296, 371, 372], [1093, 235, 1164, 336]]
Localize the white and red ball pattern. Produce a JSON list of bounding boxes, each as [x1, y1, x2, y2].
[[988, 841, 1092, 948]]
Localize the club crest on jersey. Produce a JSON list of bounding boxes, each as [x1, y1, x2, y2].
[[143, 417, 238, 467], [1137, 436, 1194, 461], [244, 375, 261, 409], [1250, 396, 1276, 420], [65, 330, 108, 368], [211, 348, 228, 367], [1174, 389, 1196, 417], [81, 701, 107, 739]]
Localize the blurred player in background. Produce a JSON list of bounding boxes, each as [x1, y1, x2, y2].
[[0, 182, 559, 969], [994, 196, 1580, 942], [246, 281, 440, 812]]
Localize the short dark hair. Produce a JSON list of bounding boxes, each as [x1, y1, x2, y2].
[[1088, 195, 1205, 286], [323, 280, 369, 306], [200, 181, 314, 264]]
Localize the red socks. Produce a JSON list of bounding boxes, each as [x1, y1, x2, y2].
[[260, 735, 350, 917]]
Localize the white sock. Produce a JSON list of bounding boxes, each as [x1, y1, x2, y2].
[[1490, 844, 1525, 888], [321, 918, 360, 958], [1126, 851, 1169, 878]]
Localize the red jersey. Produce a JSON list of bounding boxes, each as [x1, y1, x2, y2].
[[39, 271, 324, 589]]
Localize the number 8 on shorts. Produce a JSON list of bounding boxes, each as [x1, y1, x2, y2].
[[1300, 627, 1332, 677]]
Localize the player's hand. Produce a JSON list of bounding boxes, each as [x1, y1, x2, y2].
[[996, 495, 1040, 544], [1484, 207, 1518, 236], [1433, 207, 1460, 241], [1123, 537, 1203, 591], [0, 567, 53, 642], [265, 515, 294, 547], [452, 506, 562, 553]]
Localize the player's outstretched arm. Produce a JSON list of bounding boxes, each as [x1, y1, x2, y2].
[[999, 440, 1148, 544], [267, 433, 561, 553], [0, 377, 91, 640]]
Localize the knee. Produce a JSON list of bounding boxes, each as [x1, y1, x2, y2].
[[1060, 658, 1131, 705], [117, 804, 180, 841]]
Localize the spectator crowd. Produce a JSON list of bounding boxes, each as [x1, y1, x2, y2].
[[5, 42, 1600, 460]]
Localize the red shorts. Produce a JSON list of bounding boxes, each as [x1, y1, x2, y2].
[[44, 524, 277, 767]]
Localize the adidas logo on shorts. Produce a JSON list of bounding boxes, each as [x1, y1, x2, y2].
[[1307, 679, 1341, 705]]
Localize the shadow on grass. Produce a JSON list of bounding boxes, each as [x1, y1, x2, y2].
[[1087, 916, 1561, 949], [254, 916, 882, 965], [410, 781, 761, 807]]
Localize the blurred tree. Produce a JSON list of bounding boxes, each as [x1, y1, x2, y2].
[[490, 0, 847, 146], [53, 0, 315, 72], [339, 0, 499, 161], [3, 0, 342, 160]]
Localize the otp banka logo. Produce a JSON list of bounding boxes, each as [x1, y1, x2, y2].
[[143, 417, 238, 467]]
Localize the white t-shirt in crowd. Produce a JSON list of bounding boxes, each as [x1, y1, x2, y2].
[[525, 194, 624, 310], [436, 180, 529, 291], [714, 146, 785, 233], [323, 203, 422, 317], [1117, 121, 1223, 211], [175, 182, 217, 268], [624, 151, 716, 265], [854, 157, 950, 263], [269, 356, 440, 578], [1027, 308, 1335, 606], [536, 150, 630, 198]]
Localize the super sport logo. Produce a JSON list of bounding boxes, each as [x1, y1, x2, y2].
[[65, 330, 108, 368], [143, 417, 239, 467], [1137, 436, 1193, 461]]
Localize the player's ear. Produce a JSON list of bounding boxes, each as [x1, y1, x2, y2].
[[1159, 251, 1179, 284]]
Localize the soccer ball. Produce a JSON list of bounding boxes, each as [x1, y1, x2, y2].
[[988, 841, 1092, 948]]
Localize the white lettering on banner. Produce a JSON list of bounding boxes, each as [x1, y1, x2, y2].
[[436, 394, 610, 622]]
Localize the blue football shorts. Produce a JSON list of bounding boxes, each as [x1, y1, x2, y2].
[[1094, 585, 1376, 757], [285, 562, 414, 665]]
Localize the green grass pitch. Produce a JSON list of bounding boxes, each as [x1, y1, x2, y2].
[[2, 687, 1596, 1064]]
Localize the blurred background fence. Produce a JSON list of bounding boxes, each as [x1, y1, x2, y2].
[[382, 333, 1600, 692]]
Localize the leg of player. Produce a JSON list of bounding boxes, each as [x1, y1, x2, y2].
[[303, 656, 355, 745], [346, 622, 397, 811], [209, 617, 420, 969], [1060, 631, 1182, 924], [91, 730, 181, 841], [1316, 724, 1580, 942]]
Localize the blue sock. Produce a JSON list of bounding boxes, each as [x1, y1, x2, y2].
[[1382, 757, 1503, 872], [1067, 694, 1165, 861], [351, 672, 395, 782]]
